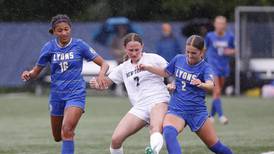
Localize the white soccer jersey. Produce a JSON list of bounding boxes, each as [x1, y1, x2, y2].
[[108, 53, 170, 107]]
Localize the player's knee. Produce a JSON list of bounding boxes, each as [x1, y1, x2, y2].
[[214, 90, 221, 98], [61, 125, 75, 139], [111, 134, 123, 149], [163, 125, 178, 141], [150, 124, 162, 133], [209, 140, 233, 154]]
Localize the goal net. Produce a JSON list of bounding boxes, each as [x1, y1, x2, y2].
[[235, 6, 274, 95]]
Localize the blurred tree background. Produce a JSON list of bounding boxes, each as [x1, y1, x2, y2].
[[0, 0, 274, 21]]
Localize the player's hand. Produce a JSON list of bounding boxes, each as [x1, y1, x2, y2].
[[96, 75, 109, 90], [167, 83, 176, 92], [223, 48, 236, 56], [21, 71, 31, 81], [137, 64, 146, 71], [190, 78, 203, 87], [89, 77, 100, 89]]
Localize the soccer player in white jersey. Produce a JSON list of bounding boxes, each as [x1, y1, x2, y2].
[[90, 33, 170, 154]]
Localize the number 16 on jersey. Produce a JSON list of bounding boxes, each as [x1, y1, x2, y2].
[[59, 61, 69, 72]]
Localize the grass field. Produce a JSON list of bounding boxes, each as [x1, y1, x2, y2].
[[0, 93, 274, 154]]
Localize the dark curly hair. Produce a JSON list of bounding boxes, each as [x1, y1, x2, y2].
[[48, 14, 71, 34]]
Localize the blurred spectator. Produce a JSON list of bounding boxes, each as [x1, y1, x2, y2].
[[155, 23, 181, 62], [110, 24, 129, 64], [92, 17, 142, 96], [182, 18, 214, 37]]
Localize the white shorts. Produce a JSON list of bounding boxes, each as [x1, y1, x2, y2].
[[128, 96, 169, 123]]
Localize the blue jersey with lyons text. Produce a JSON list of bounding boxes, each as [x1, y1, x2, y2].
[[165, 54, 214, 113], [205, 32, 234, 76], [36, 38, 98, 100]]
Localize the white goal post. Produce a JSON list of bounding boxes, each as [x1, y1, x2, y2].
[[235, 6, 274, 95]]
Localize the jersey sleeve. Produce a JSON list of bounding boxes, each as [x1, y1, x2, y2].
[[79, 40, 98, 61], [204, 33, 211, 49], [108, 64, 124, 84], [165, 55, 178, 75], [36, 42, 51, 67], [228, 34, 235, 49], [203, 64, 214, 82], [154, 54, 168, 68]]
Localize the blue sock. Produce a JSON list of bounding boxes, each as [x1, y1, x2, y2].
[[209, 140, 233, 154], [163, 125, 182, 154], [213, 98, 223, 117], [61, 140, 74, 154], [210, 100, 216, 117]]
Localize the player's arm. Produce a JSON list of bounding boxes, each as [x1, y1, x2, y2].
[[224, 48, 235, 56], [224, 35, 236, 56], [21, 66, 43, 81], [138, 64, 170, 77], [92, 56, 110, 89], [191, 79, 214, 92]]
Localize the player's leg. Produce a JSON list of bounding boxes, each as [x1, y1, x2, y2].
[[148, 102, 168, 154], [211, 76, 221, 117], [110, 112, 147, 154], [51, 116, 63, 142], [216, 76, 228, 124], [163, 114, 185, 154], [196, 118, 233, 154], [61, 106, 83, 154], [49, 100, 65, 142], [211, 76, 228, 124]]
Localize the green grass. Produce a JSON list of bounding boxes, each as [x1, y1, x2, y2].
[[0, 93, 274, 154]]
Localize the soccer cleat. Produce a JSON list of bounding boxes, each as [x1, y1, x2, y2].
[[209, 116, 215, 123], [219, 116, 229, 125], [145, 146, 155, 154]]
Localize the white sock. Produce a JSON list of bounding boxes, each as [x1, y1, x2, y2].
[[150, 132, 164, 154], [110, 146, 123, 154]]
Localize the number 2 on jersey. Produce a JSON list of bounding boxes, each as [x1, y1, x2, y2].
[[133, 76, 140, 87], [59, 61, 68, 72], [181, 81, 186, 91]]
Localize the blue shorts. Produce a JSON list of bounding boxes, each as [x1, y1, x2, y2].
[[212, 65, 230, 77], [49, 97, 86, 116], [167, 108, 208, 132]]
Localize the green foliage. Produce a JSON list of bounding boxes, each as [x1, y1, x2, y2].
[[1, 0, 274, 21]]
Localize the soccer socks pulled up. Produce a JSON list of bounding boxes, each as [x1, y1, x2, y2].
[[210, 100, 217, 117], [110, 146, 123, 154], [150, 132, 164, 154], [163, 125, 182, 154], [209, 140, 233, 154], [212, 98, 223, 117], [61, 140, 74, 154]]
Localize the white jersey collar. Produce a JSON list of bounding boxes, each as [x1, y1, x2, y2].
[[55, 38, 72, 48]]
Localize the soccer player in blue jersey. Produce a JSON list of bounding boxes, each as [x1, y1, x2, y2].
[[205, 16, 235, 124], [21, 14, 109, 154], [139, 35, 233, 154]]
